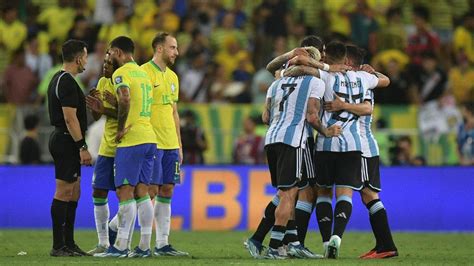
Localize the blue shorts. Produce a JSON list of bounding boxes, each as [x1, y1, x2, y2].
[[151, 149, 181, 185], [114, 143, 156, 188], [92, 155, 115, 191]]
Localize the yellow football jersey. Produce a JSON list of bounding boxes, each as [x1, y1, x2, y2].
[[96, 77, 118, 157], [140, 60, 180, 149], [112, 61, 157, 148]]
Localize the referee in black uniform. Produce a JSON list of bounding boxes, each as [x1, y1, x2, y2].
[[48, 39, 91, 257]]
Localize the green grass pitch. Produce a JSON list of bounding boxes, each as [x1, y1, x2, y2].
[[0, 230, 472, 265]]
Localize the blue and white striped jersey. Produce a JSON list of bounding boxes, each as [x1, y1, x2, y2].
[[316, 70, 378, 152], [265, 75, 325, 148], [359, 89, 380, 157]]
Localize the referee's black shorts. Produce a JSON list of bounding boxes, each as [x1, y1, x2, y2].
[[265, 143, 303, 189], [49, 129, 81, 182], [361, 156, 381, 192], [314, 151, 363, 190]]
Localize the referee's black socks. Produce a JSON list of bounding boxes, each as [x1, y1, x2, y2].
[[51, 199, 68, 249], [251, 196, 279, 243], [366, 199, 397, 252], [315, 196, 333, 243], [333, 195, 353, 238], [65, 201, 78, 247]]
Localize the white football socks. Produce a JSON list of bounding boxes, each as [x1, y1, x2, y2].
[[155, 197, 171, 248], [93, 198, 109, 247], [115, 199, 137, 251], [137, 195, 153, 251]]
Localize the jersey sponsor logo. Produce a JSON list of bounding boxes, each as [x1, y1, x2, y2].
[[114, 76, 123, 84]]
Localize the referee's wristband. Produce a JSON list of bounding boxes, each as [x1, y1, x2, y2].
[[75, 139, 86, 150]]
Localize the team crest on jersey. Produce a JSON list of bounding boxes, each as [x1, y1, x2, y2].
[[115, 76, 123, 84], [171, 83, 176, 93]]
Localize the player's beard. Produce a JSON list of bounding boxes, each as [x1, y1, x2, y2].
[[164, 55, 175, 67], [112, 57, 122, 68]]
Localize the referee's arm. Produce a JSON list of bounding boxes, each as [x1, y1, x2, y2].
[[63, 107, 85, 142]]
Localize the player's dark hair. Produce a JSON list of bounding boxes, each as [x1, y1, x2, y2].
[[152, 32, 171, 51], [325, 41, 346, 62], [300, 35, 324, 52], [346, 44, 366, 67], [61, 39, 87, 62], [110, 36, 134, 54], [24, 114, 39, 130], [413, 5, 429, 22]]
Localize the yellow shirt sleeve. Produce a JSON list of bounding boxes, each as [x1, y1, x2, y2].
[[113, 68, 131, 91]]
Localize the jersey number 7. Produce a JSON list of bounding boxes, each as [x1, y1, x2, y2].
[[279, 83, 297, 112]]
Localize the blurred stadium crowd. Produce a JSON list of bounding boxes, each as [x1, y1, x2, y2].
[[0, 0, 473, 165]]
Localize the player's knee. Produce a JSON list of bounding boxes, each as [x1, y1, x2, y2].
[[317, 187, 333, 198], [55, 187, 74, 201], [335, 187, 353, 198], [148, 185, 159, 199], [360, 188, 378, 204], [135, 183, 150, 198], [159, 184, 174, 198], [298, 186, 315, 202], [116, 185, 134, 200], [93, 189, 108, 199]]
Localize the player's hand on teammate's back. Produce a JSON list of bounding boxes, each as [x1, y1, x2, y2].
[[86, 95, 104, 114], [360, 64, 375, 74], [328, 64, 352, 73], [80, 149, 92, 166], [104, 90, 118, 108], [115, 125, 131, 143], [288, 55, 309, 67], [324, 93, 346, 112], [326, 125, 342, 137]]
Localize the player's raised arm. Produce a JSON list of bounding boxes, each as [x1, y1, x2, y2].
[[360, 64, 390, 88], [266, 47, 309, 74]]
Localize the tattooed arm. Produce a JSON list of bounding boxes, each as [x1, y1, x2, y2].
[[115, 86, 130, 142], [306, 98, 342, 137]]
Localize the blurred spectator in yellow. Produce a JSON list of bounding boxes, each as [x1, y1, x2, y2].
[[377, 7, 406, 52], [453, 12, 474, 64], [0, 6, 27, 55], [210, 12, 247, 52], [232, 116, 265, 164], [457, 103, 474, 165], [406, 5, 440, 66], [19, 114, 42, 164], [25, 33, 53, 80], [349, 0, 378, 58], [215, 36, 254, 80], [98, 5, 136, 44], [2, 48, 38, 105], [37, 0, 75, 42], [181, 110, 207, 165], [217, 0, 247, 29], [448, 53, 474, 105], [290, 0, 326, 34], [324, 0, 355, 38], [156, 0, 180, 34]]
